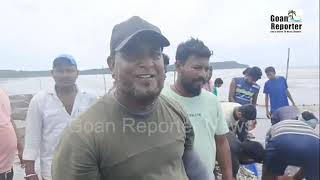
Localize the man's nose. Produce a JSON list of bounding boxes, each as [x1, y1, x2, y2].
[[199, 69, 207, 79], [139, 56, 155, 69]]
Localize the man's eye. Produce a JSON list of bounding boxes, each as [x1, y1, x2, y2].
[[193, 66, 201, 70], [120, 52, 137, 61], [55, 69, 64, 73], [66, 69, 76, 73], [152, 52, 162, 60]]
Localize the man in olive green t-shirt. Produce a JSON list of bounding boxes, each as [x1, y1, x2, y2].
[[52, 16, 210, 180]]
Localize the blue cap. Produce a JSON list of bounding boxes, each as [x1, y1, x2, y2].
[[53, 54, 77, 67]]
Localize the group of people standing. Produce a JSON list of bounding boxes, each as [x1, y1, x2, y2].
[[0, 16, 319, 180], [201, 49, 319, 179]]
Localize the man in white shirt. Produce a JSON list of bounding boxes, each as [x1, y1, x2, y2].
[[220, 102, 265, 178], [23, 55, 97, 180]]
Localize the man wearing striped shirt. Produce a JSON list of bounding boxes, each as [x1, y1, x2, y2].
[[262, 106, 319, 180]]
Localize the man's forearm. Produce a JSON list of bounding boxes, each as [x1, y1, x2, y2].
[[11, 119, 24, 163], [228, 80, 236, 102], [287, 90, 295, 105], [10, 119, 18, 138], [265, 95, 269, 112], [229, 96, 236, 102], [252, 93, 258, 106], [216, 135, 233, 180], [236, 120, 248, 142], [183, 148, 211, 180], [11, 119, 17, 129], [292, 168, 304, 179], [24, 160, 36, 174]]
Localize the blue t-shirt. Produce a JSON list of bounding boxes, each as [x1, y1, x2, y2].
[[263, 76, 289, 113], [233, 77, 260, 105]]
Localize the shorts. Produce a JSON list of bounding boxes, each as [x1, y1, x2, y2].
[[0, 168, 13, 180]]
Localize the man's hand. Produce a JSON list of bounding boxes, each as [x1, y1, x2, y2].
[[266, 111, 271, 119], [247, 120, 257, 131], [24, 160, 39, 180], [24, 175, 39, 180], [17, 142, 24, 167], [277, 176, 294, 180]]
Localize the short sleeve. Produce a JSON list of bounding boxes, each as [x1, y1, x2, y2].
[[52, 120, 99, 180], [160, 94, 195, 150], [0, 90, 11, 123], [215, 101, 229, 135]]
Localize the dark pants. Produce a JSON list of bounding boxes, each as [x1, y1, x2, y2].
[[0, 169, 13, 180], [264, 134, 320, 180], [226, 132, 265, 177]]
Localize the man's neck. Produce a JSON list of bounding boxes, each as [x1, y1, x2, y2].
[[55, 85, 77, 96], [172, 79, 196, 97], [114, 90, 157, 115], [271, 76, 278, 80]]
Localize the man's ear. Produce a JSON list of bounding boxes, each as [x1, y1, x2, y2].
[[107, 55, 118, 80], [237, 112, 243, 119], [175, 61, 183, 72], [107, 56, 115, 72]]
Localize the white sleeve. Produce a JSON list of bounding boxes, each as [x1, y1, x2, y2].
[[23, 96, 43, 160], [88, 94, 98, 106], [215, 101, 230, 135]]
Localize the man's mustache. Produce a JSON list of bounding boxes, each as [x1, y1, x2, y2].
[[192, 78, 206, 84]]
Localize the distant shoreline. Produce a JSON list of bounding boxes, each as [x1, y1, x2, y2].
[[0, 61, 248, 78]]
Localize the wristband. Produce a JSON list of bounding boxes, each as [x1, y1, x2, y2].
[[24, 173, 37, 179]]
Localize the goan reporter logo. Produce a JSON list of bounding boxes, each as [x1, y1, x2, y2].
[[270, 10, 303, 33]]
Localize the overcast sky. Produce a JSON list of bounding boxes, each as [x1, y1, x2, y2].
[[0, 0, 319, 70]]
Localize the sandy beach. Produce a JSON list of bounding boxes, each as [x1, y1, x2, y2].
[[9, 93, 319, 179], [3, 68, 318, 179]]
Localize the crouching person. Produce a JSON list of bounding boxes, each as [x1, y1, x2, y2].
[[221, 102, 265, 178], [262, 106, 319, 180]]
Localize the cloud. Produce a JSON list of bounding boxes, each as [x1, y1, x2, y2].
[[0, 0, 318, 70]]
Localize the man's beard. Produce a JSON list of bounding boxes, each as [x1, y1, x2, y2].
[[117, 78, 163, 103], [180, 77, 205, 96]]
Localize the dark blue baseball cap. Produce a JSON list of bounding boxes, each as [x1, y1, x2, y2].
[[53, 54, 77, 68]]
